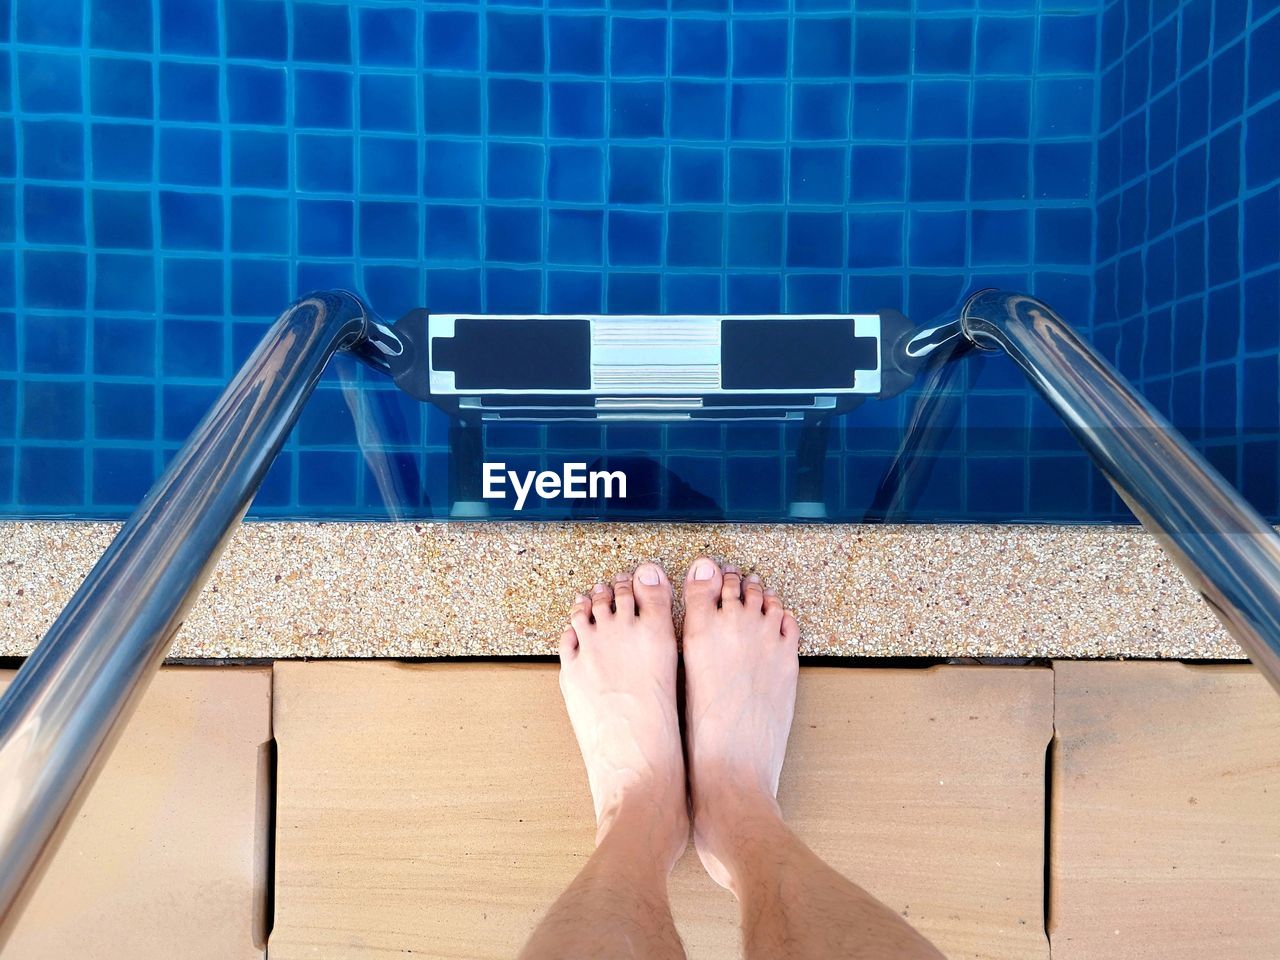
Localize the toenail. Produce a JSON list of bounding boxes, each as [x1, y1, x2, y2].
[[746, 573, 761, 583], [593, 583, 607, 594], [637, 565, 661, 585], [764, 587, 777, 596], [692, 558, 715, 580], [724, 564, 740, 574]]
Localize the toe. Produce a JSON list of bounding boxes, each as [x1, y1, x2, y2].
[[632, 562, 673, 617], [558, 627, 580, 660], [570, 593, 593, 634], [742, 573, 765, 612], [612, 572, 636, 616], [682, 556, 723, 621], [590, 582, 614, 621], [763, 588, 785, 624], [781, 609, 800, 646], [721, 565, 743, 606]]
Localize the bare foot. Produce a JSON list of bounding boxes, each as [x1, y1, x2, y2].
[[681, 557, 800, 891], [558, 563, 689, 872]]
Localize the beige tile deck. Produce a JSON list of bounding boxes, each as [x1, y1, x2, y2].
[[4, 659, 1278, 957], [1, 667, 273, 960], [270, 662, 1054, 960], [1050, 662, 1280, 959]]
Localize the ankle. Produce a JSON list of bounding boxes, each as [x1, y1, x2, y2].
[[692, 766, 779, 824], [596, 794, 689, 872], [694, 780, 783, 844], [691, 787, 789, 894]]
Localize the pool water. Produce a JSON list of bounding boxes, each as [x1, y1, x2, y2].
[[0, 0, 1276, 523]]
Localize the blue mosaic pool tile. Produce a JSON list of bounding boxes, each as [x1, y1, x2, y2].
[[852, 81, 908, 139], [292, 2, 351, 64], [162, 258, 221, 316], [228, 65, 283, 126], [92, 449, 153, 507], [359, 7, 414, 67], [231, 130, 288, 188], [19, 447, 82, 506], [911, 145, 968, 202], [295, 69, 351, 129], [94, 383, 154, 442], [609, 145, 663, 203], [361, 75, 418, 134], [614, 17, 667, 77], [423, 74, 477, 135], [22, 381, 83, 440], [91, 0, 152, 51], [24, 251, 84, 309], [853, 16, 910, 76], [480, 267, 530, 309], [95, 122, 151, 182], [671, 19, 725, 77], [1036, 78, 1094, 137], [92, 58, 152, 119], [425, 205, 480, 261], [17, 0, 80, 46], [848, 212, 904, 269], [159, 0, 218, 54], [158, 62, 218, 124], [96, 253, 155, 312], [24, 185, 81, 245], [788, 146, 841, 202], [225, 0, 287, 61], [976, 16, 1035, 74], [729, 149, 782, 204], [19, 320, 73, 373], [1092, 1, 1280, 517], [608, 211, 661, 266], [159, 128, 220, 187], [549, 80, 604, 137], [0, 0, 1263, 524], [548, 209, 603, 266], [28, 120, 82, 180], [357, 137, 412, 195], [0, 379, 14, 442], [793, 83, 849, 140], [159, 192, 221, 253], [1040, 14, 1097, 73], [727, 211, 782, 268], [491, 78, 545, 136], [19, 52, 80, 114], [787, 212, 842, 269], [299, 450, 357, 507]]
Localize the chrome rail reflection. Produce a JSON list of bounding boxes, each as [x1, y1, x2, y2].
[[0, 290, 397, 940], [957, 289, 1280, 693]]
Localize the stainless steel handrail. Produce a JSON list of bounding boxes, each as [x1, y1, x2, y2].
[[2, 286, 1278, 940], [941, 290, 1280, 693], [0, 290, 399, 941]]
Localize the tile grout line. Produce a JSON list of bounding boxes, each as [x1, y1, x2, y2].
[[1044, 660, 1058, 958], [263, 660, 278, 959]]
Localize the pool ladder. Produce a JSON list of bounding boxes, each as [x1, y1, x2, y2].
[[0, 289, 1278, 942]]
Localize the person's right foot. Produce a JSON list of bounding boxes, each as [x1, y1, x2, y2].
[[559, 563, 689, 874], [680, 557, 800, 891]]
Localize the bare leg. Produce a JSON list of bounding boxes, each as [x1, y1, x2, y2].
[[519, 565, 689, 960], [681, 558, 945, 960]]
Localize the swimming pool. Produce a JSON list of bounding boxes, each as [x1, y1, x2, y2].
[[0, 0, 1275, 522]]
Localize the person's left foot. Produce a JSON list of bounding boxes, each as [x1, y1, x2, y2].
[[558, 564, 689, 871]]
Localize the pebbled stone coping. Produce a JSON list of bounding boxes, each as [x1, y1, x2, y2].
[[0, 520, 1241, 660]]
